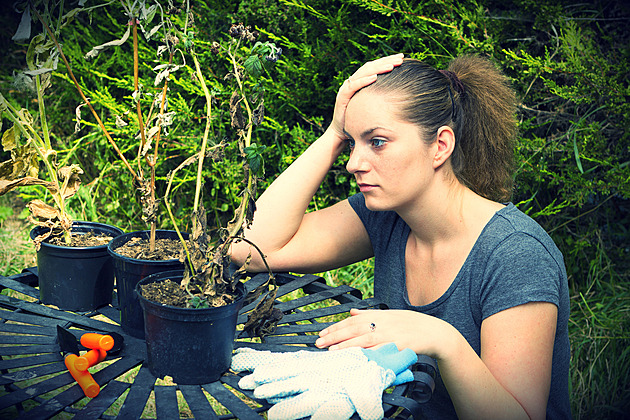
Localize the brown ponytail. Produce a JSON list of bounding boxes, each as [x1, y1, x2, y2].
[[366, 56, 518, 202]]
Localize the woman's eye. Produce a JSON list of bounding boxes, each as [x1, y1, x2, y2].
[[371, 138, 386, 148], [346, 138, 356, 149]]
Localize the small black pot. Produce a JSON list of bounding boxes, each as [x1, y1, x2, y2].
[[107, 230, 187, 339], [30, 221, 124, 312], [136, 270, 245, 385]]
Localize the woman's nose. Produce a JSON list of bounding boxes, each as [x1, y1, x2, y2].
[[346, 146, 368, 174]]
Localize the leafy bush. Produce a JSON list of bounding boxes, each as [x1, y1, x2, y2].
[[1, 0, 628, 417]]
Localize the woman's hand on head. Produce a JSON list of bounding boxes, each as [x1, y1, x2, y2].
[[315, 307, 451, 357], [327, 54, 404, 142]]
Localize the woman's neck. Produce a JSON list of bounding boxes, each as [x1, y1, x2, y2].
[[399, 181, 501, 249]]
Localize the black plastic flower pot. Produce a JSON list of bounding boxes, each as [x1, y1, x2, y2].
[[30, 221, 124, 312], [107, 230, 187, 339], [136, 270, 245, 385]]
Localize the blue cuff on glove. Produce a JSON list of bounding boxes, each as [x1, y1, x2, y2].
[[361, 343, 417, 385]]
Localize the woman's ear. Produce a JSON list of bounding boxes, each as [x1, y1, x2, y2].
[[433, 126, 456, 169]]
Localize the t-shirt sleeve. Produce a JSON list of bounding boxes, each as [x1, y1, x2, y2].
[[348, 193, 370, 226], [479, 232, 564, 320]]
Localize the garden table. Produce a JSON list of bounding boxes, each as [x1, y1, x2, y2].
[[0, 268, 435, 419]]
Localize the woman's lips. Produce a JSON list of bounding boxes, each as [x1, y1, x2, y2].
[[358, 183, 377, 192]]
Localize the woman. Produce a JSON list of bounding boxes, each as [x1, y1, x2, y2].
[[231, 54, 570, 419]]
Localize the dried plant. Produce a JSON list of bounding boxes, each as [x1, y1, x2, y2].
[[0, 1, 85, 247], [160, 15, 282, 333]]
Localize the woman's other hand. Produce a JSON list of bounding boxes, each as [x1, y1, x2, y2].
[[327, 54, 404, 142], [315, 307, 450, 357]]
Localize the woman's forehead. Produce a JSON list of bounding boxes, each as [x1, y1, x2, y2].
[[347, 90, 407, 125]]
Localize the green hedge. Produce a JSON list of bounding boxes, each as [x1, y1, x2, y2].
[[1, 1, 628, 417]]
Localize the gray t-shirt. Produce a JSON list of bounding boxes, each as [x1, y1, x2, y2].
[[348, 193, 571, 419]]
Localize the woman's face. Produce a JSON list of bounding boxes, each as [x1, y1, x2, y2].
[[344, 89, 437, 212]]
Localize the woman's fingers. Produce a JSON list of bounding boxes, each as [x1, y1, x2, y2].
[[316, 309, 382, 349], [349, 53, 404, 81], [329, 54, 404, 139], [340, 54, 404, 94]]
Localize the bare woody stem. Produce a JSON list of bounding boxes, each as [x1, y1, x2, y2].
[[133, 18, 147, 179], [191, 51, 212, 214], [32, 7, 139, 182], [128, 16, 157, 252], [226, 44, 255, 239]]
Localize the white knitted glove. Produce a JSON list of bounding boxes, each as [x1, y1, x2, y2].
[[231, 343, 416, 420]]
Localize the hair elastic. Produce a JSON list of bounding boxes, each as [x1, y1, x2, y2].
[[439, 70, 465, 118], [439, 70, 465, 94]]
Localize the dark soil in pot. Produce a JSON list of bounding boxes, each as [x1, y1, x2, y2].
[[46, 231, 115, 247], [110, 235, 184, 260]]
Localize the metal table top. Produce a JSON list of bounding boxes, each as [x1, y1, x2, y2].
[[0, 268, 435, 419]]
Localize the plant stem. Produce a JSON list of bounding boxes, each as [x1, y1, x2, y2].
[[32, 6, 139, 182], [128, 16, 156, 252], [191, 51, 212, 214], [132, 19, 147, 178], [226, 45, 255, 239], [33, 73, 71, 243]]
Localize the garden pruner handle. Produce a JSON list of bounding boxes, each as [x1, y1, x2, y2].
[[74, 349, 107, 372], [64, 354, 100, 398], [80, 333, 114, 351]]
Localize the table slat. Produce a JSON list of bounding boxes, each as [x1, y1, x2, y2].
[[73, 380, 130, 420], [0, 353, 60, 371], [0, 308, 65, 328], [117, 364, 155, 418], [0, 335, 54, 345], [154, 385, 179, 419], [179, 384, 220, 420], [0, 361, 66, 386], [0, 344, 59, 356], [203, 381, 264, 420], [263, 321, 334, 336], [97, 305, 122, 325], [262, 335, 318, 345], [0, 322, 55, 336], [0, 296, 125, 334], [0, 275, 39, 299]]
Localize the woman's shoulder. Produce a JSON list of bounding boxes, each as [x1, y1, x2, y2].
[[483, 203, 565, 265], [492, 203, 552, 239]]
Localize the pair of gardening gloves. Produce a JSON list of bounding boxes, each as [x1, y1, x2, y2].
[[230, 342, 417, 420]]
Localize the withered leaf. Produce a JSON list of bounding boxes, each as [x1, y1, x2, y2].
[[58, 165, 83, 199], [229, 91, 246, 129], [246, 195, 256, 228], [253, 100, 265, 125], [85, 26, 131, 60], [1, 126, 17, 151], [27, 199, 60, 222], [0, 177, 56, 196], [242, 284, 282, 338]]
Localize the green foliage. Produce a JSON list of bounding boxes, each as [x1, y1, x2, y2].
[[0, 0, 628, 417], [188, 295, 210, 309]]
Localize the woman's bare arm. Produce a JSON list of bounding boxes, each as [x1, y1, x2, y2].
[[231, 54, 404, 272]]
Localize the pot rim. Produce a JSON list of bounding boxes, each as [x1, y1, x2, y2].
[[30, 221, 124, 251], [136, 270, 245, 314], [107, 230, 189, 263]]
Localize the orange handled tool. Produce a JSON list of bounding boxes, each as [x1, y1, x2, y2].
[[57, 327, 124, 398], [64, 354, 100, 398], [74, 349, 107, 372], [80, 333, 114, 351]]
